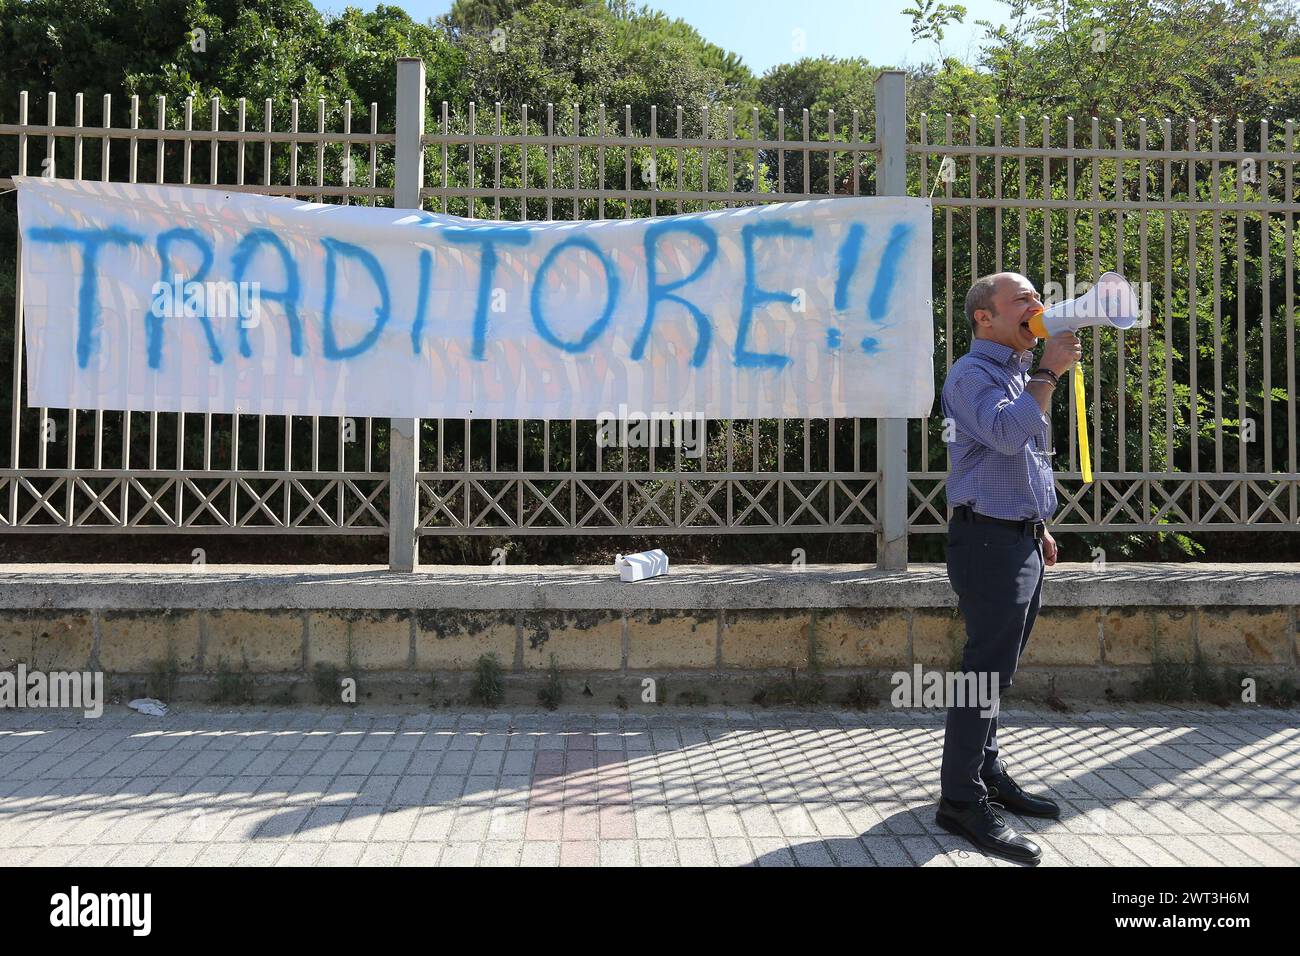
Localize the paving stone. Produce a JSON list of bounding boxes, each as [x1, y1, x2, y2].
[[0, 705, 1295, 868]]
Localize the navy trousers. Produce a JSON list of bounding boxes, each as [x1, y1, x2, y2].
[[939, 514, 1045, 802]]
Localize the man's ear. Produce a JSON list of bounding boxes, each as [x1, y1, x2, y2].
[[973, 309, 993, 334]]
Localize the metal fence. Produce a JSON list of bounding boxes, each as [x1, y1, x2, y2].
[[912, 110, 1299, 537], [0, 86, 397, 548], [1, 60, 1296, 570]]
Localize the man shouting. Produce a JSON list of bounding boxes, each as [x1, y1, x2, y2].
[[936, 272, 1082, 865]]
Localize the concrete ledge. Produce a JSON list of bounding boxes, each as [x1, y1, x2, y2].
[[1, 562, 1298, 610]]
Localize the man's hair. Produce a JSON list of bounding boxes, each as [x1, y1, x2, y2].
[[964, 273, 1006, 337]]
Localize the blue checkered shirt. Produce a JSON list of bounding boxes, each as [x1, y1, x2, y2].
[[941, 338, 1058, 521]]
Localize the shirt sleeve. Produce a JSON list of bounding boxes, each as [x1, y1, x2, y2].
[[944, 366, 1047, 456]]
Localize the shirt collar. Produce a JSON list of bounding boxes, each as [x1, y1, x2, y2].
[[970, 338, 1034, 372]]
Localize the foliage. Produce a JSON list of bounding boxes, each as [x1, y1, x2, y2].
[[469, 651, 505, 706], [537, 651, 563, 709], [212, 653, 256, 704], [312, 662, 342, 704], [144, 645, 180, 701], [844, 675, 878, 709]]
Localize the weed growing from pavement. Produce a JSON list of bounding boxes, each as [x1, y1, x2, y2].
[[267, 682, 297, 705], [843, 675, 877, 710], [470, 652, 504, 707], [754, 635, 826, 707], [212, 654, 256, 704], [313, 663, 342, 704], [145, 646, 180, 702], [1136, 649, 1254, 706], [538, 653, 563, 710]]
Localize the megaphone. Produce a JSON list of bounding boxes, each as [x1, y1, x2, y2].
[[1027, 271, 1140, 337], [1025, 271, 1140, 486]]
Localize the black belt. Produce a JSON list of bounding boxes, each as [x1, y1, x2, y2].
[[951, 504, 1046, 539]]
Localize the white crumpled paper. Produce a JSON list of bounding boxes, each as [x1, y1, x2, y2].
[[127, 698, 168, 717]]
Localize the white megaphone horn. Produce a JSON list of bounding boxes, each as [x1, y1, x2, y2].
[[1027, 271, 1140, 338]]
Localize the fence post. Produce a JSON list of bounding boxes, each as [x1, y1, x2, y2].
[[874, 69, 909, 570], [389, 57, 425, 572]]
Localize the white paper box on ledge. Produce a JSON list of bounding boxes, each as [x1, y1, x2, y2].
[[615, 549, 669, 582]]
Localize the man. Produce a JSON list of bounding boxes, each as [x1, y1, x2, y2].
[[935, 272, 1082, 865]]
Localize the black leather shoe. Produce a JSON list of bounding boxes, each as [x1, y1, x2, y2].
[[981, 764, 1061, 818], [936, 796, 1042, 864]]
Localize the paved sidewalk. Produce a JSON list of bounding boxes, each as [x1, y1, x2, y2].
[[0, 704, 1297, 867]]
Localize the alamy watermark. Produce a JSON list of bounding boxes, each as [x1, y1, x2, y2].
[[150, 275, 261, 325], [0, 664, 104, 718], [50, 886, 151, 936], [890, 665, 999, 718], [596, 404, 706, 458]]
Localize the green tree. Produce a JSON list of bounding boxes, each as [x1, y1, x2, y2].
[[758, 56, 885, 195]]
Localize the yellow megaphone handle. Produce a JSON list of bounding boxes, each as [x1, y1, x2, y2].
[[1075, 360, 1092, 484], [1030, 308, 1092, 483]]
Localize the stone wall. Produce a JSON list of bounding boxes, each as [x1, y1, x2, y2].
[[1, 561, 1295, 706]]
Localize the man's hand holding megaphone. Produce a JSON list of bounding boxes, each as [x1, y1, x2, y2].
[[1035, 330, 1084, 382], [1020, 330, 1079, 568]]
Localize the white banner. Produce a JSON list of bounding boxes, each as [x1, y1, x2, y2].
[[16, 176, 934, 419]]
